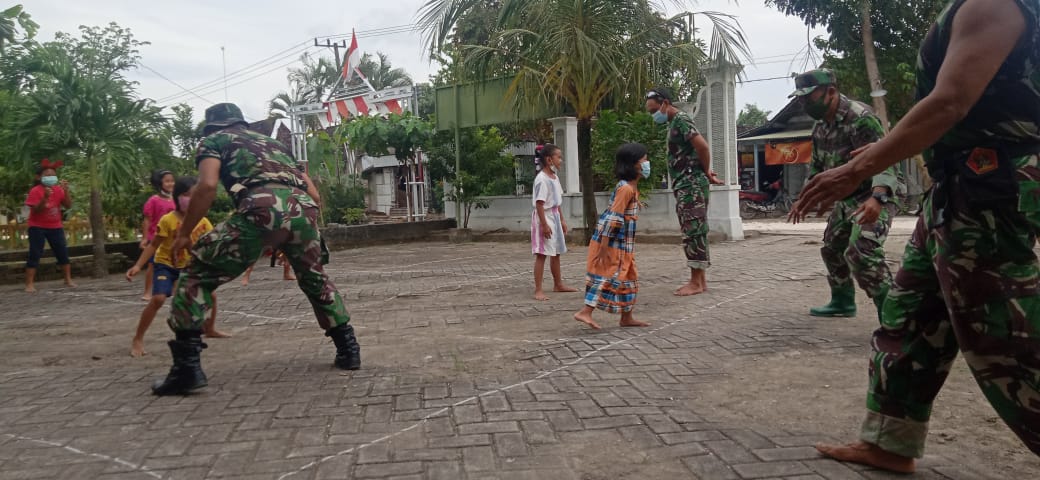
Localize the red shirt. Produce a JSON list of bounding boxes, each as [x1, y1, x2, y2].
[[25, 185, 66, 229]]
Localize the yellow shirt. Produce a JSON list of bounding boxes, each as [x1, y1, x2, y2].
[[153, 212, 213, 269]]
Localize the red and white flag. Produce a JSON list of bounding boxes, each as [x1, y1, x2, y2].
[[342, 30, 361, 82]]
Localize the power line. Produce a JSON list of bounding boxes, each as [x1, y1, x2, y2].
[[162, 48, 318, 106], [157, 44, 311, 103], [737, 75, 793, 84], [139, 62, 216, 104]]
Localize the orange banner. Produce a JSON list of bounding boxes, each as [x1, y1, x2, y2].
[[765, 141, 812, 165]]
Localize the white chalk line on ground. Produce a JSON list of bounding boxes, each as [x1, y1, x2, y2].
[[53, 291, 310, 324], [382, 260, 588, 302], [1, 433, 162, 479], [276, 286, 768, 480]]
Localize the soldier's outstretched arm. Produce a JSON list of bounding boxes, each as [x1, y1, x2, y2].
[[844, 0, 1026, 181], [791, 0, 1027, 221]]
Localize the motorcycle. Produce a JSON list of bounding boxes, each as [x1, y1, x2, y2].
[[739, 179, 789, 217]]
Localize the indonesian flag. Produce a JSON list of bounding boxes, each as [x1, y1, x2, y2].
[[342, 30, 361, 82]]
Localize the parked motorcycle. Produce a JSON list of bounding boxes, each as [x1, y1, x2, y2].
[[739, 179, 790, 217]]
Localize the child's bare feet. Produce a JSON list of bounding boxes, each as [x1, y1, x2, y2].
[[141, 294, 152, 301], [534, 290, 549, 301], [204, 329, 232, 339], [553, 284, 578, 293], [130, 339, 146, 357], [241, 278, 250, 286], [283, 275, 296, 281], [619, 312, 650, 327], [25, 285, 36, 293], [64, 281, 77, 288], [674, 282, 706, 296], [573, 311, 601, 330]]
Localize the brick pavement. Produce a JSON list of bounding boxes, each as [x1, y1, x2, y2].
[[0, 222, 1037, 479]]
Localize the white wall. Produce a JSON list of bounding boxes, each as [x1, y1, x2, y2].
[[445, 188, 742, 239], [368, 169, 396, 215]]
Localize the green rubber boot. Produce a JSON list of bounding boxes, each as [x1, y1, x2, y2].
[[809, 285, 857, 317]]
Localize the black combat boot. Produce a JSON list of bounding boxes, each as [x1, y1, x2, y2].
[[326, 323, 361, 370], [152, 330, 208, 395]]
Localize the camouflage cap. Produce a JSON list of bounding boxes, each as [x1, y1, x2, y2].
[[788, 69, 836, 98], [202, 103, 248, 134]]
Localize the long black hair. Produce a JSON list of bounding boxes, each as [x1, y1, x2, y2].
[[172, 176, 198, 212], [615, 143, 648, 181]]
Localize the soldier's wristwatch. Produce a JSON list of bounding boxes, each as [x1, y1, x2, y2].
[[872, 191, 890, 204]]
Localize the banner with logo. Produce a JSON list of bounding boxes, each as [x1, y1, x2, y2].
[[765, 141, 812, 165]]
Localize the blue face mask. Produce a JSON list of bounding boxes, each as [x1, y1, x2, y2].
[[41, 176, 58, 187], [652, 110, 669, 124], [640, 161, 651, 179]]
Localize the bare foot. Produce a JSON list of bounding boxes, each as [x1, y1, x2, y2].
[[816, 441, 915, 474], [619, 315, 650, 328], [674, 282, 706, 296], [130, 339, 146, 358], [25, 285, 37, 293], [283, 275, 296, 281], [573, 311, 601, 330], [241, 279, 250, 286], [64, 281, 77, 288], [141, 294, 152, 301], [534, 290, 550, 301], [553, 284, 579, 293], [204, 329, 232, 339]]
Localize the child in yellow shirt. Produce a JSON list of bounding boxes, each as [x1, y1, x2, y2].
[[126, 176, 229, 357]]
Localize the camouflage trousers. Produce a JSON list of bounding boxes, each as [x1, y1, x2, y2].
[[674, 174, 710, 269], [168, 185, 350, 332], [861, 153, 1040, 458], [820, 197, 896, 299]]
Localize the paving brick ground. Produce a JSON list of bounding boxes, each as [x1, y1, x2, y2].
[[0, 218, 1037, 479]]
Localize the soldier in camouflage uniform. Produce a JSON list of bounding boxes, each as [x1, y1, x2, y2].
[[645, 88, 724, 296], [789, 69, 901, 320], [152, 103, 360, 396], [793, 0, 1040, 472]]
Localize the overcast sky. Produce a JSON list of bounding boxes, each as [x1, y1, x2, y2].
[[21, 0, 825, 124]]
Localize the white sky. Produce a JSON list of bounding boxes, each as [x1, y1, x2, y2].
[[21, 0, 826, 123]]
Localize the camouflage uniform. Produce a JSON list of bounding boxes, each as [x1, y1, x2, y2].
[[667, 111, 710, 269], [152, 103, 358, 396], [168, 124, 351, 332], [809, 93, 900, 305], [859, 0, 1040, 458]]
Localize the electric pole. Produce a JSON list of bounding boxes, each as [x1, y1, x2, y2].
[[314, 38, 348, 69]]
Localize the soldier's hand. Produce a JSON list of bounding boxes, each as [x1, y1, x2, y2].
[[853, 198, 882, 225], [171, 232, 192, 263], [789, 164, 861, 224], [707, 171, 725, 185]]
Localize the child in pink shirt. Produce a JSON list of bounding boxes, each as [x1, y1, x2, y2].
[[140, 170, 175, 300]]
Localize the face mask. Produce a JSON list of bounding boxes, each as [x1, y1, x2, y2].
[[652, 110, 669, 124], [177, 196, 191, 212], [804, 91, 830, 120], [41, 176, 58, 187], [159, 190, 172, 197], [640, 161, 651, 179], [550, 164, 559, 174]]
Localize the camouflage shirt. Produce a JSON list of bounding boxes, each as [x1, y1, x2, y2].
[[194, 124, 307, 196], [810, 95, 899, 199], [667, 111, 707, 189], [917, 0, 1040, 152]]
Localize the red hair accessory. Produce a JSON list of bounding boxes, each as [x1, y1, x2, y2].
[[40, 158, 63, 169]]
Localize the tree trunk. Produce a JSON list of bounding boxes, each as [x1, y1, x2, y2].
[[860, 0, 891, 132], [577, 117, 596, 244], [87, 154, 107, 278]]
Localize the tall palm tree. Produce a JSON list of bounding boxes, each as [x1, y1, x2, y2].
[[9, 45, 169, 277], [418, 0, 750, 239], [0, 5, 37, 54], [353, 52, 413, 90]]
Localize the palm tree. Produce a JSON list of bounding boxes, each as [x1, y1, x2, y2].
[[418, 0, 750, 240], [353, 52, 413, 90], [0, 5, 37, 54], [9, 45, 169, 277]]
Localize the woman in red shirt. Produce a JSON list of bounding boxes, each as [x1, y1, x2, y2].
[[24, 162, 75, 293]]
